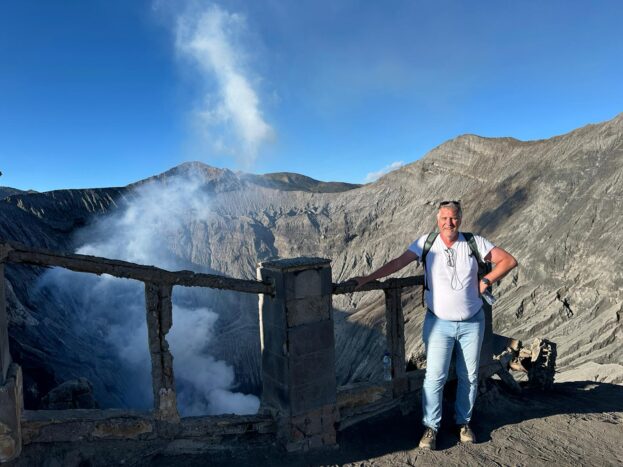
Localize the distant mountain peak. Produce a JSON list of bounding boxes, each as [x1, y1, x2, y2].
[[241, 171, 361, 193], [133, 161, 361, 194]]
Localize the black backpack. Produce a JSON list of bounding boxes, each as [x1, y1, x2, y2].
[[420, 231, 492, 307]]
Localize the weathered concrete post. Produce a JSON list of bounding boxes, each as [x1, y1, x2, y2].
[[257, 258, 337, 451], [144, 282, 180, 424], [384, 282, 407, 395], [0, 260, 23, 462], [0, 263, 11, 385]]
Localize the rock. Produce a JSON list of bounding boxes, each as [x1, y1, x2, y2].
[[41, 378, 99, 410]]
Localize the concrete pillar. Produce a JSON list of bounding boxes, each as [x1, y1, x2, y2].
[[144, 282, 180, 424], [384, 284, 407, 395], [257, 258, 337, 451], [0, 264, 11, 384], [0, 364, 22, 462], [0, 263, 22, 462]]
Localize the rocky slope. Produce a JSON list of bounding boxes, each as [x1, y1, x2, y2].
[[2, 113, 622, 410], [0, 187, 34, 199]]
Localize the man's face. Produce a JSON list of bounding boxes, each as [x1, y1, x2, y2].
[[437, 207, 461, 238]]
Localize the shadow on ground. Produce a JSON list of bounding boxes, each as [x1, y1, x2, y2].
[[472, 380, 623, 443], [141, 379, 623, 466]]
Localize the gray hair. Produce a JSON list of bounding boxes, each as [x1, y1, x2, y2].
[[437, 201, 462, 219]]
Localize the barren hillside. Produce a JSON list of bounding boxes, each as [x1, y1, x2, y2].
[[1, 113, 622, 410]]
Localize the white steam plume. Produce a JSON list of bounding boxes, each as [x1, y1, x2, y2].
[[39, 175, 259, 416], [364, 161, 405, 183], [176, 3, 274, 167]]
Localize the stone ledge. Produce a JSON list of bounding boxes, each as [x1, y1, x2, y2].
[[21, 411, 277, 445], [337, 381, 390, 411], [22, 409, 151, 423]]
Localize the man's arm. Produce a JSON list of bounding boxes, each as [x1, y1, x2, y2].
[[480, 246, 518, 294], [351, 250, 419, 290]]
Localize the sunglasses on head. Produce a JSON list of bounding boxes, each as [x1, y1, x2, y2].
[[438, 200, 461, 208]]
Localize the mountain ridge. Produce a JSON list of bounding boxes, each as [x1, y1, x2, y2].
[[2, 112, 622, 410]]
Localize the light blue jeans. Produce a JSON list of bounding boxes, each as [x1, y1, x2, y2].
[[422, 308, 485, 431]]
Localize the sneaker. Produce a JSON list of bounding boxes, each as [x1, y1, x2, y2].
[[459, 424, 475, 443], [418, 427, 437, 450]]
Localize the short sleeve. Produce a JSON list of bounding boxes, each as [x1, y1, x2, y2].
[[407, 234, 428, 259], [474, 235, 495, 261]]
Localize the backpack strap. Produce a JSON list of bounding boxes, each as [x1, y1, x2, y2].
[[421, 232, 438, 306], [462, 232, 482, 264], [463, 231, 492, 282], [421, 232, 438, 289]]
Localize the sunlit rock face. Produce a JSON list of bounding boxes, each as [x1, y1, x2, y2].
[[2, 113, 623, 411]]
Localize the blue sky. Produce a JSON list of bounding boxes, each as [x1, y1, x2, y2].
[[1, 0, 622, 192]]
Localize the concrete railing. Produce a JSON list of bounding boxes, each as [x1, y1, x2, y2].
[[0, 240, 500, 461], [0, 240, 275, 462]]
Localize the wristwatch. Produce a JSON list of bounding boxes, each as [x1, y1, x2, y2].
[[481, 277, 492, 286]]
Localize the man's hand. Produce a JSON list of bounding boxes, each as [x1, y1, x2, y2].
[[482, 247, 518, 287], [479, 280, 489, 295]]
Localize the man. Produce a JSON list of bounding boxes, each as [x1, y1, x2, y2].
[[352, 200, 517, 450]]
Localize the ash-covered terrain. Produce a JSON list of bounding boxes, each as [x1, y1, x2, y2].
[[1, 113, 622, 414]]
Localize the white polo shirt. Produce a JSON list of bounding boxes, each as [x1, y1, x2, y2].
[[408, 233, 495, 321]]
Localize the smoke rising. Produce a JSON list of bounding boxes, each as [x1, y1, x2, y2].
[[364, 161, 405, 183], [39, 174, 259, 416], [175, 2, 275, 167]]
